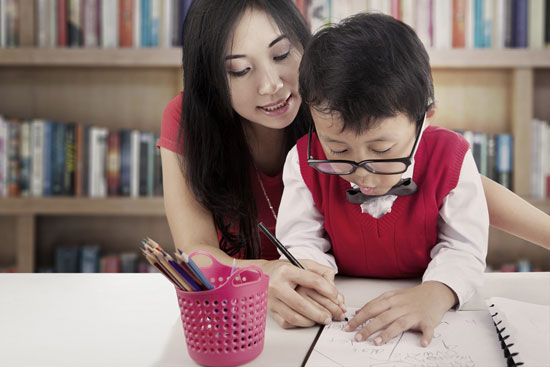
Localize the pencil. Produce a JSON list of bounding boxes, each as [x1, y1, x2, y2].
[[174, 252, 207, 290], [257, 222, 348, 322], [178, 250, 215, 290], [141, 249, 184, 289], [258, 222, 304, 269], [150, 249, 192, 291]]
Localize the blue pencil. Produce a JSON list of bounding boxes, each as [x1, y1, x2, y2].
[[178, 249, 215, 290], [165, 256, 203, 291]]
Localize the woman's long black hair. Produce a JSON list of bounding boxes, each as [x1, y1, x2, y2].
[[179, 0, 310, 259]]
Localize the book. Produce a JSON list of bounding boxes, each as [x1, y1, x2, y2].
[[496, 133, 513, 190], [80, 245, 100, 273], [486, 297, 550, 366], [55, 246, 80, 272], [119, 0, 134, 47], [512, 0, 528, 48], [303, 307, 506, 366], [68, 0, 81, 47], [452, 0, 467, 47], [82, 0, 100, 47], [57, 0, 68, 47], [101, 0, 118, 48], [0, 117, 7, 197], [528, 0, 546, 49]]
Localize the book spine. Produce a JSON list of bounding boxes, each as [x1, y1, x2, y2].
[[139, 131, 149, 196], [19, 120, 31, 197], [82, 0, 99, 47], [101, 0, 118, 48], [68, 0, 81, 47], [170, 0, 180, 47], [7, 119, 20, 197], [30, 120, 45, 197], [36, 0, 49, 47], [130, 129, 140, 197], [119, 129, 131, 196], [473, 0, 484, 48], [57, 0, 68, 47], [82, 125, 90, 196], [64, 123, 76, 196], [150, 0, 159, 47], [5, 0, 20, 47], [51, 122, 66, 196], [74, 123, 84, 196], [512, 0, 528, 48], [415, 0, 433, 48], [55, 246, 80, 273], [133, 0, 141, 48], [434, 0, 452, 49], [452, 0, 466, 47], [528, 0, 545, 48], [0, 118, 6, 197], [43, 127, 52, 196], [107, 130, 121, 196], [147, 132, 154, 196], [80, 245, 100, 272], [49, 0, 57, 47], [496, 133, 513, 190], [153, 133, 162, 196], [119, 0, 133, 47], [159, 0, 172, 48]]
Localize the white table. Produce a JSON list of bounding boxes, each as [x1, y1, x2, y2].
[[0, 272, 548, 367]]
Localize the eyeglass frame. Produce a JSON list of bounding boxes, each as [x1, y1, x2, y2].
[[307, 113, 426, 176]]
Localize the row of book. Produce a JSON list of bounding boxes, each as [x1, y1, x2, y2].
[[0, 0, 192, 48], [455, 130, 514, 190], [47, 244, 158, 273], [0, 116, 163, 198], [531, 119, 550, 199], [487, 258, 542, 272], [296, 0, 550, 49]]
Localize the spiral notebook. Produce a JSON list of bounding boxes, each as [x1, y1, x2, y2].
[[486, 297, 550, 367], [303, 300, 550, 367]]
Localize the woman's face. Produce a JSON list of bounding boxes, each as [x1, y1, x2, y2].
[[225, 7, 302, 130]]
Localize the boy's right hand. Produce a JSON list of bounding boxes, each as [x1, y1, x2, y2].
[[261, 259, 346, 328]]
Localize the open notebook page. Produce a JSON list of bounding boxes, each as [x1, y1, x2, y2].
[[305, 307, 504, 367], [486, 296, 550, 367]]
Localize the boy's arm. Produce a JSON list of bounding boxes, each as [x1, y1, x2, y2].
[[345, 149, 488, 347], [423, 149, 489, 308], [276, 146, 338, 271]]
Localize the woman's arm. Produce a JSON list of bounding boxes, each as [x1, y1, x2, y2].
[[481, 175, 550, 249], [160, 148, 344, 326]]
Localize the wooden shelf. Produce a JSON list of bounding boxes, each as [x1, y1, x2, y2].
[[0, 48, 182, 68], [0, 198, 165, 216], [428, 49, 550, 68], [0, 48, 549, 68]]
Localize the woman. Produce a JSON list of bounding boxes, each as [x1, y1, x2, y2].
[[159, 0, 549, 329]]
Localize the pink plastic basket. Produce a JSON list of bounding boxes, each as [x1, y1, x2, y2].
[[175, 251, 269, 367]]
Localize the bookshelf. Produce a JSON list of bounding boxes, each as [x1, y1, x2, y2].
[[0, 47, 549, 272]]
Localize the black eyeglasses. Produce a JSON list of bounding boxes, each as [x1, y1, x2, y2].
[[307, 114, 425, 175]]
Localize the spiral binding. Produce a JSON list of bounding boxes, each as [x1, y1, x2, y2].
[[489, 304, 524, 367]]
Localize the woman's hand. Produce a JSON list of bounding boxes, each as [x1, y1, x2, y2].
[[261, 259, 346, 328], [344, 281, 457, 347]]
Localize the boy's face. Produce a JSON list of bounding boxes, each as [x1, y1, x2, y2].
[[311, 108, 420, 196]]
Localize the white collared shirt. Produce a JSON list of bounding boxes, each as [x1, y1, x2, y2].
[[276, 144, 488, 308]]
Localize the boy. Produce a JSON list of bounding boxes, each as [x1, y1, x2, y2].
[[276, 13, 488, 347]]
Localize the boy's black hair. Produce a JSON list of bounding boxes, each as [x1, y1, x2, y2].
[[299, 13, 434, 132]]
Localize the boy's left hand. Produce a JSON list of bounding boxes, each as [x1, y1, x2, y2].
[[344, 281, 458, 347]]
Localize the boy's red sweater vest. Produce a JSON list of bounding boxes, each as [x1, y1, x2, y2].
[[296, 126, 469, 278]]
